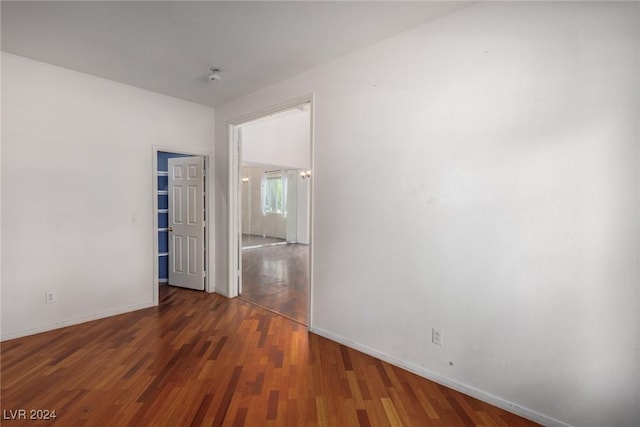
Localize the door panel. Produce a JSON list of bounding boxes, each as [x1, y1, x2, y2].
[[173, 186, 183, 223], [173, 235, 183, 272], [168, 156, 205, 290], [188, 186, 197, 224]]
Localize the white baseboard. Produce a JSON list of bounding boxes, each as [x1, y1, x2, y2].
[[309, 326, 571, 427], [1, 302, 155, 341], [214, 287, 231, 298]]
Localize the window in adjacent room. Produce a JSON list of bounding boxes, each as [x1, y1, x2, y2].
[[262, 172, 287, 215]]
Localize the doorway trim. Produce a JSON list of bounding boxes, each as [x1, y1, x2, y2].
[[227, 93, 315, 327], [152, 145, 213, 306]]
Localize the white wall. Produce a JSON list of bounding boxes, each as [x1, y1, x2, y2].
[[285, 170, 298, 242], [240, 167, 307, 243], [241, 108, 311, 242], [1, 53, 215, 340], [241, 108, 311, 170], [215, 3, 639, 426]]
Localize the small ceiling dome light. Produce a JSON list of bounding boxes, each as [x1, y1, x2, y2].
[[208, 68, 221, 82]]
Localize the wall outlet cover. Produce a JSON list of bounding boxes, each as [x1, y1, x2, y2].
[[432, 328, 442, 346], [45, 291, 56, 304]]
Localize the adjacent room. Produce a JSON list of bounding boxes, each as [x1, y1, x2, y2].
[[2, 2, 639, 427], [238, 106, 311, 325]]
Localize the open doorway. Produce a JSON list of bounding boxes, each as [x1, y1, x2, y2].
[[153, 148, 210, 305], [233, 101, 312, 325]]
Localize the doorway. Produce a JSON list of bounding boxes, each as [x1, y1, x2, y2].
[[153, 148, 210, 305], [228, 96, 313, 326]]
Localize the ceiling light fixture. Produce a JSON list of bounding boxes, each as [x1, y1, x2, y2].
[[208, 68, 221, 82]]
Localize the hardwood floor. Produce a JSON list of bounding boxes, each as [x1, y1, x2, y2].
[[1, 287, 538, 426], [241, 234, 286, 249], [241, 244, 309, 325]]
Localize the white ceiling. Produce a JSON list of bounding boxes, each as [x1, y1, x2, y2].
[[1, 1, 471, 108]]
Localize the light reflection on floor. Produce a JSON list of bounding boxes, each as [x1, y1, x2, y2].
[[241, 244, 308, 325]]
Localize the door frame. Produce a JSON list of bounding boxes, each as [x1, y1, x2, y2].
[[152, 146, 213, 306], [227, 93, 315, 327]]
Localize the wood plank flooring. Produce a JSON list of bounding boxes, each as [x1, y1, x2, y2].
[[241, 234, 287, 249], [1, 286, 538, 426], [241, 244, 309, 325]]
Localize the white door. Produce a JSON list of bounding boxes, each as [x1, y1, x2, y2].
[[168, 156, 205, 290]]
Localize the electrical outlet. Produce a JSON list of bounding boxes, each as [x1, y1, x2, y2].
[[45, 291, 56, 304], [432, 328, 442, 346]]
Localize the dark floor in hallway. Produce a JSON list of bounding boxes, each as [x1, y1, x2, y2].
[[241, 243, 309, 324]]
